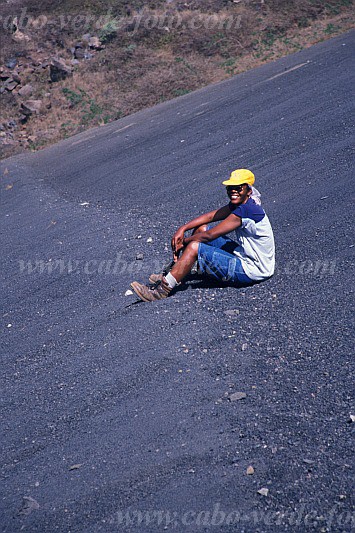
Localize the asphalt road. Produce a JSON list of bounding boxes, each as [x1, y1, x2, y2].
[[1, 31, 354, 532]]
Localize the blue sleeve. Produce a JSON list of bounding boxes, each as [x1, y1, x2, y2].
[[229, 203, 247, 219], [229, 199, 265, 223]]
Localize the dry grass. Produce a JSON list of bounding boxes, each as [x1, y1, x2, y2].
[[0, 0, 354, 158]]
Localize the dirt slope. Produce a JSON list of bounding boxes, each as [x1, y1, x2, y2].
[[0, 0, 354, 159]]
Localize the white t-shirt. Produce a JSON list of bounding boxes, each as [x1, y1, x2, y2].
[[230, 198, 275, 280]]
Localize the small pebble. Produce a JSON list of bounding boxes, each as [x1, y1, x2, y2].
[[224, 309, 240, 318], [228, 391, 246, 402]]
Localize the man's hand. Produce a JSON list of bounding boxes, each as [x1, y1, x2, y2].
[[171, 227, 185, 260]]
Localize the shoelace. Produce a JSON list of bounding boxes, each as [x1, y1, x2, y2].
[[149, 280, 162, 290]]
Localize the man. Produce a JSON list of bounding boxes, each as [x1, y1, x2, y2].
[[130, 169, 275, 302]]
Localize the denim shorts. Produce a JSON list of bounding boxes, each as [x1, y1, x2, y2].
[[197, 233, 253, 286]]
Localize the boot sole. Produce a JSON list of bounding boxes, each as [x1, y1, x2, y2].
[[130, 282, 151, 302]]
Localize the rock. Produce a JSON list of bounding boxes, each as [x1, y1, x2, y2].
[[241, 343, 248, 351], [74, 43, 85, 59], [246, 466, 255, 475], [12, 73, 21, 83], [146, 237, 153, 243], [88, 36, 103, 49], [69, 463, 82, 471], [125, 290, 134, 296], [224, 309, 240, 318], [12, 30, 30, 44], [1, 137, 16, 146], [4, 79, 18, 91], [257, 488, 269, 497], [82, 34, 91, 44], [228, 391, 247, 402], [74, 48, 86, 60], [5, 58, 17, 69], [49, 58, 72, 82], [348, 414, 355, 423], [18, 496, 40, 516], [18, 84, 33, 97], [20, 100, 43, 117], [136, 253, 144, 260]]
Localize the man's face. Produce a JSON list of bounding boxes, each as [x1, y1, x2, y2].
[[226, 184, 251, 206]]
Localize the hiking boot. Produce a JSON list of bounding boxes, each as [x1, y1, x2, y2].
[[148, 273, 163, 284], [130, 278, 172, 302]]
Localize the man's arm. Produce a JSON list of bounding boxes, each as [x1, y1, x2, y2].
[[184, 213, 242, 246], [172, 205, 231, 256], [183, 204, 232, 230]]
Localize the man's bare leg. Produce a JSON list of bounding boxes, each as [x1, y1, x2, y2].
[[169, 224, 208, 282], [169, 241, 199, 283], [148, 224, 208, 285], [131, 225, 207, 301]]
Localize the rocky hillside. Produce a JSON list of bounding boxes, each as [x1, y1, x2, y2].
[[0, 0, 354, 159]]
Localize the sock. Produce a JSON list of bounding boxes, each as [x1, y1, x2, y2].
[[165, 272, 178, 288]]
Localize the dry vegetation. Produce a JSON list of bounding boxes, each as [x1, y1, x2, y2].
[[0, 0, 354, 159]]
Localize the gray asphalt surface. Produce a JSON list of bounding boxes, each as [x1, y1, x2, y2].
[[1, 31, 354, 532]]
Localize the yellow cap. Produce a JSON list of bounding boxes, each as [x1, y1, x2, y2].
[[222, 169, 255, 187]]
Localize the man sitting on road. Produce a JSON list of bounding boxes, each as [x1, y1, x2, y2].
[[130, 169, 275, 302]]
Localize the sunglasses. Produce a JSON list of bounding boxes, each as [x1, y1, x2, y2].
[[226, 184, 245, 193]]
